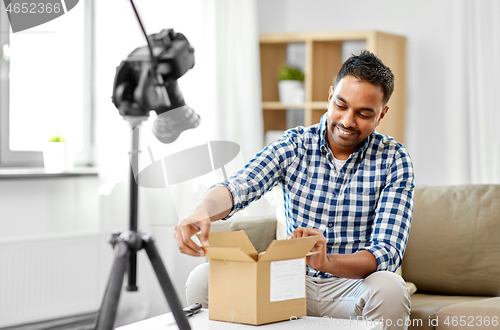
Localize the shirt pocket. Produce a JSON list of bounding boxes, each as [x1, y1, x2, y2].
[[343, 163, 381, 197], [344, 182, 377, 195], [342, 177, 381, 213]]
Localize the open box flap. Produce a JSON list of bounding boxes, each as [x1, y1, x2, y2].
[[204, 246, 257, 262], [198, 230, 258, 256], [258, 236, 318, 262]]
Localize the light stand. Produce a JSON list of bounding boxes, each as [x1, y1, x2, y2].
[[95, 117, 191, 330]]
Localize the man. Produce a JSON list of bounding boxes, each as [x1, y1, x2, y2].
[[175, 50, 414, 330]]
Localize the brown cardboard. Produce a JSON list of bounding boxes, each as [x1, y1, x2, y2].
[[201, 230, 318, 325]]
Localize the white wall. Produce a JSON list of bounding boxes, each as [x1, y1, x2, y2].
[[0, 177, 99, 238], [257, 0, 461, 187], [0, 176, 107, 327]]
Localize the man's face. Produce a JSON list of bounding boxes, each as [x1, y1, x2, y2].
[[326, 75, 388, 159]]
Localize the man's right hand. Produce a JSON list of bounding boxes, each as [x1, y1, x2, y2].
[[174, 214, 211, 257], [173, 186, 234, 257]]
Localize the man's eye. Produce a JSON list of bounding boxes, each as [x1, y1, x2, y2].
[[359, 113, 372, 119], [335, 103, 346, 109]]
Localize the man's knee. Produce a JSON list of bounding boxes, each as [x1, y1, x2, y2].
[[362, 271, 411, 329], [364, 271, 410, 305], [185, 262, 209, 308]]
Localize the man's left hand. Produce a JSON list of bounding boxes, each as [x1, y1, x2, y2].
[[292, 227, 327, 272]]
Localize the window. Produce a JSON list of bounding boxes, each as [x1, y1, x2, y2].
[[0, 0, 94, 167]]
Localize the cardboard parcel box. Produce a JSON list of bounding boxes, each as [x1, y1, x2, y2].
[[203, 230, 318, 325]]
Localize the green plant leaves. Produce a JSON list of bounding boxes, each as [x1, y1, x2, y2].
[[279, 66, 305, 82]]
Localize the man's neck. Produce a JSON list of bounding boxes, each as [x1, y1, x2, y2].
[[326, 136, 359, 160]]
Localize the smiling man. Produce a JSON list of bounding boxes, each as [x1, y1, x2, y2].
[[177, 51, 415, 330]]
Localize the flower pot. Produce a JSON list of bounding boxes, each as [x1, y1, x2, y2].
[[278, 80, 305, 104], [43, 143, 75, 173]]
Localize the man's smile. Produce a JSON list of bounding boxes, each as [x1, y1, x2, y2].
[[336, 125, 356, 136]]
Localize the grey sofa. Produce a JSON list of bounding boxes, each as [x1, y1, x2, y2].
[[403, 184, 500, 330], [211, 184, 500, 330]]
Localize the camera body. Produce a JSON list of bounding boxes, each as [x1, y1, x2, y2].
[[112, 29, 195, 117]]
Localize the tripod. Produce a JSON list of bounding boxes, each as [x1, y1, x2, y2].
[[95, 117, 190, 330]]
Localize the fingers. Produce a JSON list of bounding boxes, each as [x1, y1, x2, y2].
[[292, 227, 322, 238], [198, 220, 211, 247], [174, 222, 207, 257], [293, 227, 306, 238]]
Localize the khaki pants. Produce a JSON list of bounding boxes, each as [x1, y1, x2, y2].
[[185, 263, 410, 330]]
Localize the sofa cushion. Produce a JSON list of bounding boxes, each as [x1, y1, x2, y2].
[[403, 185, 500, 296], [436, 297, 500, 330], [409, 294, 489, 330]]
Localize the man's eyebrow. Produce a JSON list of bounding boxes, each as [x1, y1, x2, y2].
[[359, 107, 375, 113], [335, 95, 375, 113], [335, 95, 348, 104]]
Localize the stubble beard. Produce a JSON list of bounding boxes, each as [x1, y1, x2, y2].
[[328, 123, 361, 148]]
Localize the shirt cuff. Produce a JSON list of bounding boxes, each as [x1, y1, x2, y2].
[[212, 181, 240, 220], [360, 245, 397, 272]]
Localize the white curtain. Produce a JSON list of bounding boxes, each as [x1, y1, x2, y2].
[[445, 0, 500, 184], [94, 0, 262, 325], [212, 0, 264, 159]]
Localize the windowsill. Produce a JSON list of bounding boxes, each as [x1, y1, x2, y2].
[[0, 166, 99, 179]]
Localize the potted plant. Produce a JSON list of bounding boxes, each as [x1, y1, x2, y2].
[[278, 65, 305, 104], [43, 135, 75, 173]]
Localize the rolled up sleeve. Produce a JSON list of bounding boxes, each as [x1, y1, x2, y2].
[[361, 149, 415, 272], [214, 132, 298, 219]]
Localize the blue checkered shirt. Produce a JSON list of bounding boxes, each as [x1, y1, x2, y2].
[[217, 114, 415, 277]]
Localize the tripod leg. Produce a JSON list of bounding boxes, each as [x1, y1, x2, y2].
[[95, 240, 130, 330], [143, 236, 191, 330]]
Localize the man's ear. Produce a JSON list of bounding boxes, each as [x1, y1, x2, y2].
[[328, 86, 333, 101], [377, 106, 389, 125]]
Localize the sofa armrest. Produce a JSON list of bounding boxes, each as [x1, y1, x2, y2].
[[210, 217, 277, 253]]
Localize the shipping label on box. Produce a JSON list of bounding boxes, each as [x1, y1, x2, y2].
[[270, 258, 306, 302], [202, 230, 317, 325]]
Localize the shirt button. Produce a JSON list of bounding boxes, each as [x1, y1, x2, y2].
[[328, 223, 333, 228]]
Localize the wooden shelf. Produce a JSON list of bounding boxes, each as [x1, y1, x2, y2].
[[259, 31, 407, 144], [262, 102, 305, 109], [262, 101, 328, 110]]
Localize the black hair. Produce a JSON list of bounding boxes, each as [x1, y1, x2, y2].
[[335, 50, 394, 105]]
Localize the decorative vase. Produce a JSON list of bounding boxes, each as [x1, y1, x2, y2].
[[278, 80, 305, 104], [43, 143, 75, 173]]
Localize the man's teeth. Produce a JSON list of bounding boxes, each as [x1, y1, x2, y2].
[[337, 126, 354, 135]]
